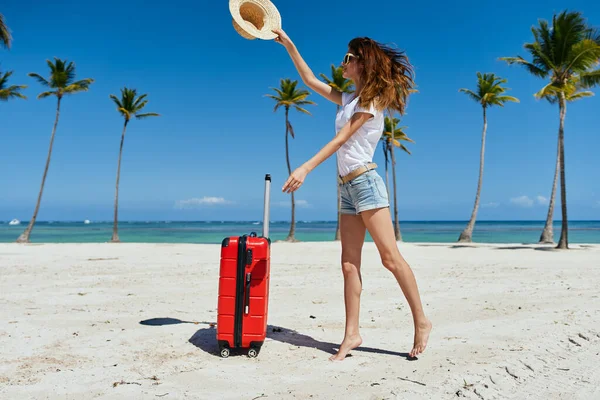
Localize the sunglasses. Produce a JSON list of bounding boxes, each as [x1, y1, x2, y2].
[[342, 53, 358, 65]]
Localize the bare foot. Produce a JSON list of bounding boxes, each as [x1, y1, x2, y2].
[[409, 319, 432, 358], [329, 334, 362, 361]]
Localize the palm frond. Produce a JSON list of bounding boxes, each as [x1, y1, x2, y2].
[[264, 94, 280, 101], [119, 108, 131, 119], [553, 11, 588, 66], [0, 13, 12, 49], [0, 69, 27, 100], [269, 87, 285, 99], [294, 106, 312, 115], [110, 87, 158, 121], [499, 56, 548, 78], [319, 72, 333, 85], [28, 72, 50, 87], [565, 39, 600, 76], [534, 82, 558, 101], [9, 84, 27, 94], [132, 94, 148, 109], [133, 99, 148, 112], [135, 112, 160, 119], [63, 78, 94, 93], [30, 58, 94, 100], [109, 94, 123, 109], [287, 121, 295, 138], [294, 100, 317, 106], [266, 78, 315, 116], [503, 9, 600, 102], [567, 91, 594, 102], [0, 69, 14, 84], [459, 88, 481, 103], [319, 64, 354, 93], [531, 21, 552, 67], [37, 91, 56, 99], [535, 73, 595, 104], [0, 86, 27, 100], [579, 67, 600, 88], [395, 133, 415, 143], [462, 73, 519, 108], [494, 95, 520, 103]]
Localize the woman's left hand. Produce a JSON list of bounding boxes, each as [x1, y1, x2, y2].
[[282, 166, 309, 193]]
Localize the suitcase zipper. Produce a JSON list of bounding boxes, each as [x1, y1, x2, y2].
[[234, 235, 247, 348], [244, 272, 251, 314]]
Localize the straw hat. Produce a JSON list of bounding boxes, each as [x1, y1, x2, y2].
[[229, 0, 282, 40]]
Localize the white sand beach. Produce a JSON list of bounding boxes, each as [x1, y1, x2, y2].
[[1, 242, 599, 399]]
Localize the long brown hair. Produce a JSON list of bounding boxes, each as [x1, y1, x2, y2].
[[348, 37, 415, 115]]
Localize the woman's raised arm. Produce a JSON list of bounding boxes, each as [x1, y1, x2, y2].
[[273, 29, 343, 106]]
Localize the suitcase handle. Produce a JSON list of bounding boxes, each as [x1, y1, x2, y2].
[[262, 174, 271, 239], [244, 272, 251, 314]]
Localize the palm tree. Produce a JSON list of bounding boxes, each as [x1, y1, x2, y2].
[[320, 65, 354, 241], [381, 116, 414, 241], [500, 10, 600, 249], [16, 58, 93, 243], [0, 69, 27, 101], [265, 78, 315, 242], [109, 87, 160, 242], [536, 77, 593, 243], [0, 13, 11, 49], [457, 72, 519, 243]]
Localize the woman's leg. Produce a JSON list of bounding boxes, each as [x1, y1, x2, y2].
[[329, 213, 367, 361], [360, 206, 432, 358]]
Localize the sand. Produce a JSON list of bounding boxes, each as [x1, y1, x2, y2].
[[1, 241, 599, 399]]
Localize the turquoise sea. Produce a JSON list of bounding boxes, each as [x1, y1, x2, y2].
[[0, 220, 599, 244]]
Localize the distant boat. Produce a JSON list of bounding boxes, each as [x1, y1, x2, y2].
[[9, 219, 20, 225], [84, 220, 91, 224]]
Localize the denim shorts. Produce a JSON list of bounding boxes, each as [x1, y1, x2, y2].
[[340, 169, 389, 215]]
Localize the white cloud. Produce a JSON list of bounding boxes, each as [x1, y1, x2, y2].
[[510, 196, 534, 207], [482, 202, 499, 208], [537, 196, 549, 205], [274, 199, 311, 208], [175, 197, 233, 209], [296, 200, 310, 207]]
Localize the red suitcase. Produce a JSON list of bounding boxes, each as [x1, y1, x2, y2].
[[217, 174, 271, 358]]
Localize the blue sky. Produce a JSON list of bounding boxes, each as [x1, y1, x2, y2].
[[1, 0, 599, 222]]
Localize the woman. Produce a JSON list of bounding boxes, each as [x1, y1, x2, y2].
[[274, 29, 432, 361]]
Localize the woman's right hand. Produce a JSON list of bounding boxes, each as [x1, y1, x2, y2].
[[272, 28, 292, 48]]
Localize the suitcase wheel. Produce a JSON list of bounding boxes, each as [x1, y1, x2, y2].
[[247, 348, 258, 358], [220, 348, 230, 358]]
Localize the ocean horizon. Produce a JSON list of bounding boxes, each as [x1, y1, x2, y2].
[[1, 220, 599, 244]]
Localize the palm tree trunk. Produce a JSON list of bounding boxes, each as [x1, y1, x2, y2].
[[284, 107, 296, 241], [383, 142, 391, 201], [16, 96, 62, 243], [334, 105, 341, 241], [556, 92, 569, 249], [111, 120, 129, 243], [458, 106, 487, 243], [389, 118, 402, 241], [539, 133, 560, 244]]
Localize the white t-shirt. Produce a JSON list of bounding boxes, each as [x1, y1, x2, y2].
[[335, 92, 384, 177]]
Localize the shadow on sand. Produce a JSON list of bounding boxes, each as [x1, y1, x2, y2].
[[415, 243, 582, 252], [139, 318, 412, 360], [427, 244, 564, 251], [491, 245, 568, 251]]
